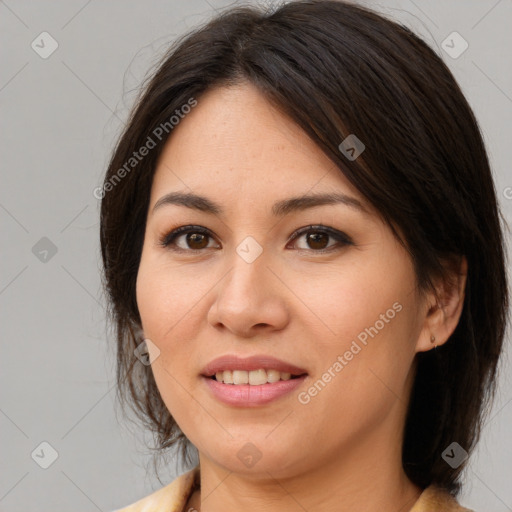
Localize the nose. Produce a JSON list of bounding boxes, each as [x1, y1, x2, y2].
[[207, 249, 290, 338]]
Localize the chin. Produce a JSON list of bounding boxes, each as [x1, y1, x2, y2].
[[200, 436, 307, 477]]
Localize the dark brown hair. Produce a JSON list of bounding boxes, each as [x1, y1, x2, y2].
[[100, 0, 509, 496]]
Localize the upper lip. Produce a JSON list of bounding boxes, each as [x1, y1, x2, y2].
[[201, 355, 308, 377]]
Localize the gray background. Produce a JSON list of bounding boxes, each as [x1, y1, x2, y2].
[[1, 0, 511, 510]]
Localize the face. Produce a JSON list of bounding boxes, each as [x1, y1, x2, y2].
[[136, 83, 430, 479]]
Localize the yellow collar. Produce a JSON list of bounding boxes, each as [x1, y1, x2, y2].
[[113, 467, 474, 512]]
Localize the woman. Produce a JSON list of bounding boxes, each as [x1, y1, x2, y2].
[[100, 1, 509, 511]]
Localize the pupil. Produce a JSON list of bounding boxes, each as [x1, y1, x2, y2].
[[308, 232, 328, 249], [188, 233, 208, 249]]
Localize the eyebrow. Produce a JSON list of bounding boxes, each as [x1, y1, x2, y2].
[[152, 191, 368, 217]]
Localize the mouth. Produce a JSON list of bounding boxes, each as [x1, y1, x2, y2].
[[201, 355, 308, 406], [209, 369, 306, 385], [201, 354, 308, 382]]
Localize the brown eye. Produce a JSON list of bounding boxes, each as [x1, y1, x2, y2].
[[160, 224, 352, 254], [290, 225, 353, 253], [186, 232, 209, 250], [159, 225, 218, 251], [305, 232, 330, 250]]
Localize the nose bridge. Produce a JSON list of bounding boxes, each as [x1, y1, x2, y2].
[[208, 237, 289, 334], [223, 238, 271, 302]]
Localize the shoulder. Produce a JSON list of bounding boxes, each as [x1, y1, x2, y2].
[[410, 484, 475, 512], [111, 466, 199, 512]]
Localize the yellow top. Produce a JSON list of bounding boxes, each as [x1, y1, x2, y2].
[[113, 466, 475, 512]]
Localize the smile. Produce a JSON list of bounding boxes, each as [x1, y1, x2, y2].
[[213, 369, 302, 385]]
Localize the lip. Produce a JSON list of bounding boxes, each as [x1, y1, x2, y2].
[[203, 375, 307, 407], [201, 354, 308, 377], [201, 354, 308, 407]]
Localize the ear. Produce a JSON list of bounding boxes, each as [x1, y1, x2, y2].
[[415, 255, 468, 353]]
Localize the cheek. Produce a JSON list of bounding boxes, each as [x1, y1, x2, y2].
[[295, 255, 419, 409], [296, 302, 418, 454], [136, 254, 206, 342], [136, 257, 204, 428], [288, 258, 412, 348]]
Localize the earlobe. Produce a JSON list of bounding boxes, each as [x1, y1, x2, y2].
[[416, 255, 468, 353]]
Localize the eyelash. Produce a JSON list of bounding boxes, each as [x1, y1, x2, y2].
[[158, 224, 353, 254]]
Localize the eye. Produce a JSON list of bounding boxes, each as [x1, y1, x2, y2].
[[158, 225, 218, 252], [158, 224, 353, 253], [287, 225, 353, 253]]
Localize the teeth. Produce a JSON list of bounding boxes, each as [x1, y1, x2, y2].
[[233, 370, 249, 385], [266, 369, 281, 383], [214, 369, 297, 385], [249, 368, 267, 385]]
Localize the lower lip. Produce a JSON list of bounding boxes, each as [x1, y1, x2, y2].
[[203, 375, 307, 407]]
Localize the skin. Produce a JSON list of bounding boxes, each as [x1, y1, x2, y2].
[[136, 82, 467, 512]]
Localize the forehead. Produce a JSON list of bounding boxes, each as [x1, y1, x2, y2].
[[150, 83, 365, 209]]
